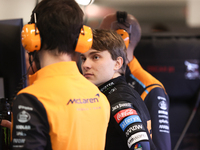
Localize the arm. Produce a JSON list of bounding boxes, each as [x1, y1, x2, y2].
[[111, 101, 151, 150], [12, 93, 50, 150], [144, 87, 171, 150]]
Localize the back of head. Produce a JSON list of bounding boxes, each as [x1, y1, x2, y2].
[[99, 11, 141, 48], [31, 0, 83, 54], [92, 29, 127, 75]]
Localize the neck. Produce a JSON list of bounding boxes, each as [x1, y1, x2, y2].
[[127, 44, 135, 63], [97, 73, 121, 87], [39, 49, 72, 68], [112, 72, 121, 79]]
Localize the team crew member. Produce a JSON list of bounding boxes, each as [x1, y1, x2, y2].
[[11, 0, 110, 149], [81, 29, 156, 150], [99, 11, 171, 150]]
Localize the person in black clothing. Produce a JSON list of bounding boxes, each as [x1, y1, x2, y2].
[[99, 11, 171, 150], [81, 29, 156, 150]]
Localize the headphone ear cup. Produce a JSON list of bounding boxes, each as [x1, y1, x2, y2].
[[116, 29, 129, 49], [75, 25, 93, 53], [21, 24, 41, 52]]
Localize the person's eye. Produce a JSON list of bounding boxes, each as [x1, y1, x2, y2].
[[80, 56, 86, 62], [93, 55, 100, 60]]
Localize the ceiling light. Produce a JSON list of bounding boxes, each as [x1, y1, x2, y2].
[[75, 0, 95, 6]]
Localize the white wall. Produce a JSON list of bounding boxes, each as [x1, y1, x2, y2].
[[186, 0, 200, 27], [0, 0, 36, 25], [0, 0, 199, 28]]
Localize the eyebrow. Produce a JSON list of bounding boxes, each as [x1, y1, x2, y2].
[[80, 51, 101, 57]]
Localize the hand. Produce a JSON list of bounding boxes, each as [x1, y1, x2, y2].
[[0, 119, 11, 129]]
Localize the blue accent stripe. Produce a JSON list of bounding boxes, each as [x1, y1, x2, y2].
[[120, 115, 142, 131], [129, 74, 149, 94]]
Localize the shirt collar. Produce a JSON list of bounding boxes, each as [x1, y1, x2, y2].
[[28, 61, 80, 85]]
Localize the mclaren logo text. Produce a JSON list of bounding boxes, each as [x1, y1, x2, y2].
[[67, 98, 99, 105]]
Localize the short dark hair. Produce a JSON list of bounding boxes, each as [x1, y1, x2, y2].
[[92, 29, 127, 75], [31, 0, 83, 55]]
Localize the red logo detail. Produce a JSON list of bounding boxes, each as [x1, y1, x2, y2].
[[146, 66, 175, 73], [114, 108, 137, 123]]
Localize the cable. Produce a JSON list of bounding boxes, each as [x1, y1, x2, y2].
[[10, 52, 37, 102], [173, 89, 200, 150]]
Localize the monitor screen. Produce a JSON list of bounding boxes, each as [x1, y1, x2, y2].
[[134, 34, 200, 101], [0, 18, 27, 101]]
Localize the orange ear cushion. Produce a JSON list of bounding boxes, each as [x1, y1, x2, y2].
[[116, 29, 129, 49], [21, 24, 41, 52], [75, 25, 93, 53]]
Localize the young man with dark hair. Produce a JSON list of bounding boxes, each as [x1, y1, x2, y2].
[[11, 0, 110, 149], [99, 11, 171, 150], [81, 29, 156, 150]]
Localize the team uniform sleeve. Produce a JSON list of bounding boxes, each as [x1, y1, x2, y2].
[[110, 101, 151, 150], [12, 93, 51, 150], [144, 88, 171, 150]]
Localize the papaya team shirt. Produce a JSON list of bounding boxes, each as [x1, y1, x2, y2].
[[11, 61, 110, 150]]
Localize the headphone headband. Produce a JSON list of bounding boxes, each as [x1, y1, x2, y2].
[[116, 11, 127, 24], [21, 17, 93, 53]]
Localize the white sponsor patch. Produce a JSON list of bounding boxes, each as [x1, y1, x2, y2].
[[127, 132, 149, 148], [157, 96, 166, 101], [17, 110, 31, 123], [158, 101, 167, 110], [18, 105, 33, 111], [112, 102, 132, 112], [158, 110, 168, 115], [13, 138, 26, 144], [159, 119, 169, 124], [159, 125, 169, 130], [16, 125, 31, 130], [13, 145, 24, 148], [159, 130, 170, 133], [16, 131, 26, 136], [125, 124, 143, 137], [109, 87, 117, 94], [158, 115, 168, 119]]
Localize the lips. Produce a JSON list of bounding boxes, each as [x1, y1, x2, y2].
[[84, 73, 94, 78]]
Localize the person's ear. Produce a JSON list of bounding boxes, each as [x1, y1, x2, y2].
[[114, 57, 123, 71]]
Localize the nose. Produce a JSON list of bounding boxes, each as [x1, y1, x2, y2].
[[81, 58, 92, 71]]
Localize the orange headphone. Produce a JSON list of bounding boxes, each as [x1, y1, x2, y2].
[[113, 11, 130, 49], [116, 29, 129, 49], [21, 13, 93, 53]]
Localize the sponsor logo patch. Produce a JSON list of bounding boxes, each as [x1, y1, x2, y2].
[[134, 143, 142, 150], [18, 105, 33, 111], [158, 115, 168, 119], [158, 101, 167, 110], [159, 119, 169, 124], [114, 108, 137, 123], [159, 125, 169, 130], [127, 132, 148, 148], [16, 125, 31, 130], [157, 96, 166, 101], [13, 138, 26, 144], [17, 111, 31, 123], [120, 115, 141, 131], [16, 131, 26, 136], [125, 123, 145, 137], [100, 82, 114, 92], [158, 110, 168, 115], [111, 102, 132, 112]]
